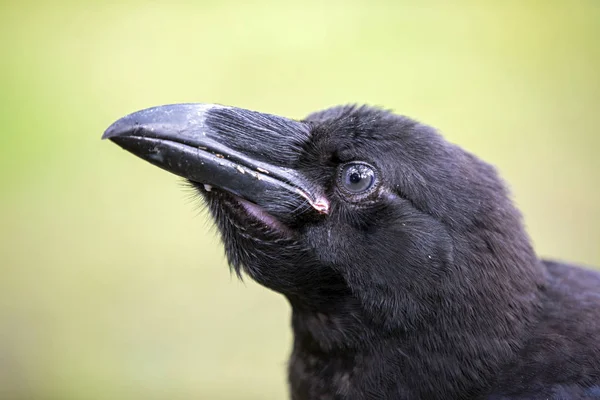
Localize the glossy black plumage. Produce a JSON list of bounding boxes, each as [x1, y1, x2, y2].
[[104, 104, 600, 399]]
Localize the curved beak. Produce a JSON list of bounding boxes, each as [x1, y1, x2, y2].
[[102, 103, 329, 214]]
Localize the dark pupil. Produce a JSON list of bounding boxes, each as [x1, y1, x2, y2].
[[342, 163, 375, 193], [349, 171, 362, 184]]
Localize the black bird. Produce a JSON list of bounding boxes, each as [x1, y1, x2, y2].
[[103, 104, 600, 400]]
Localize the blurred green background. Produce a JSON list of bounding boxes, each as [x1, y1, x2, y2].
[[1, 1, 599, 399]]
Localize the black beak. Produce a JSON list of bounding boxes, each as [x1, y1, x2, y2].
[[102, 103, 329, 214]]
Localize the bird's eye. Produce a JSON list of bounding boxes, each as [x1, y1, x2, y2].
[[338, 162, 377, 195]]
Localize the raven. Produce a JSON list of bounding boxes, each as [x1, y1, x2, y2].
[[103, 104, 600, 399]]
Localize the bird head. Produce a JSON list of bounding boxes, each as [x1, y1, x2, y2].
[[103, 104, 544, 337]]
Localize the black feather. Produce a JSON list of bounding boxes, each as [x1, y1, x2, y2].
[[201, 105, 600, 399], [111, 103, 600, 399]]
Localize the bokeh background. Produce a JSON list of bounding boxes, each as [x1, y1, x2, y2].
[[1, 1, 599, 399]]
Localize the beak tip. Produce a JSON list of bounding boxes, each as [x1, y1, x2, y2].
[[101, 103, 220, 142], [102, 119, 129, 141], [101, 129, 113, 141]]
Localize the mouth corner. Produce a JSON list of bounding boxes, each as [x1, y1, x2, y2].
[[194, 182, 294, 237], [235, 196, 292, 234]]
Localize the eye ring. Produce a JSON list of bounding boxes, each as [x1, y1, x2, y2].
[[337, 162, 379, 197]]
